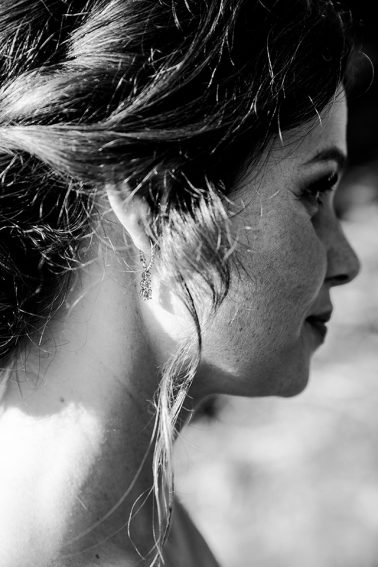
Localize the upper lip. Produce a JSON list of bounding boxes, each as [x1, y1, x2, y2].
[[306, 309, 333, 324]]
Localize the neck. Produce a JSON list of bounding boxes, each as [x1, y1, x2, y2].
[[0, 238, 165, 566]]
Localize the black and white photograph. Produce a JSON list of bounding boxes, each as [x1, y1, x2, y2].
[[0, 2, 377, 566]]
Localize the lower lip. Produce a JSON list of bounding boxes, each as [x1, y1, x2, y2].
[[306, 319, 328, 342]]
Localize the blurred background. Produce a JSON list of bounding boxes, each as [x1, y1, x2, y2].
[[174, 3, 378, 566]]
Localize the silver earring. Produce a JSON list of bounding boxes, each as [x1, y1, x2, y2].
[[139, 245, 155, 301]]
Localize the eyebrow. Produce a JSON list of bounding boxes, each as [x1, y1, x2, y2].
[[303, 147, 347, 171]]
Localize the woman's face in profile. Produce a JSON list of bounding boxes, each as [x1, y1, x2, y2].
[[145, 94, 359, 400], [190, 94, 360, 399]]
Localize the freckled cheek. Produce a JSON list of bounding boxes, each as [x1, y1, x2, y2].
[[272, 226, 326, 309], [233, 216, 327, 316], [202, 217, 327, 363]]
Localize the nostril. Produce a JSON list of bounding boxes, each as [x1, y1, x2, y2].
[[327, 273, 351, 287], [326, 234, 360, 287], [326, 255, 360, 286]]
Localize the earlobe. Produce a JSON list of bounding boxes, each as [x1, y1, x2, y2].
[[106, 182, 151, 256]]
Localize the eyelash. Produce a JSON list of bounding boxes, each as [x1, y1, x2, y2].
[[300, 172, 339, 208]]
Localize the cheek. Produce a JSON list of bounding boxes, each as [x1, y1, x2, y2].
[[200, 209, 327, 379], [237, 207, 327, 318]]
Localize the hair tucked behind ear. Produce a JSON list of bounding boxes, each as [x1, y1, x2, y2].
[[0, 0, 355, 562]]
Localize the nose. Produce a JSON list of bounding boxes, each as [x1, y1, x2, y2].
[[325, 219, 360, 287]]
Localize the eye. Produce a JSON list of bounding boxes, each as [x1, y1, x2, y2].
[[299, 171, 339, 210]]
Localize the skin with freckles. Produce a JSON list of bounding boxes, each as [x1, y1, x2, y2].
[[145, 93, 360, 400], [198, 94, 359, 397]]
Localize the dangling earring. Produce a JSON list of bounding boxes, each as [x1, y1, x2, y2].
[[139, 244, 155, 301]]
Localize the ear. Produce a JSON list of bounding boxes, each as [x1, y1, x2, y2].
[[106, 182, 151, 256]]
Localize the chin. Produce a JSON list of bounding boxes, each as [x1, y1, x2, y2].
[[276, 360, 311, 398], [278, 377, 309, 398], [244, 353, 312, 398]]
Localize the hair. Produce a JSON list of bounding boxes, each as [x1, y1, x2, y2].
[[0, 0, 355, 563]]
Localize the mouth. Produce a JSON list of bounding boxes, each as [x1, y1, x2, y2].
[[305, 310, 333, 342]]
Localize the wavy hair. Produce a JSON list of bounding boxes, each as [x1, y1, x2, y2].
[[0, 0, 355, 563]]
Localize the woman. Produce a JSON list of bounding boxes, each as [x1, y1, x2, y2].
[[0, 1, 360, 566]]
